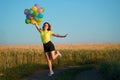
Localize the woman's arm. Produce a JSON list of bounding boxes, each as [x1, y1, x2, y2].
[[34, 23, 41, 32], [52, 34, 68, 38]]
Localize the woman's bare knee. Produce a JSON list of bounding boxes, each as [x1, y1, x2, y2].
[[51, 51, 59, 60]]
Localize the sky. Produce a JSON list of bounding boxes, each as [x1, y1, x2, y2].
[[0, 0, 120, 45]]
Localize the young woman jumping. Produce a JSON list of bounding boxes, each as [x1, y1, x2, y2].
[[34, 22, 67, 76]]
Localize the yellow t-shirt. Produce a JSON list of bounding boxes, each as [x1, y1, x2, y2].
[[40, 30, 54, 44]]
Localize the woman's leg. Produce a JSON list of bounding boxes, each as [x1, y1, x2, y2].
[[50, 51, 61, 60], [45, 52, 53, 74]]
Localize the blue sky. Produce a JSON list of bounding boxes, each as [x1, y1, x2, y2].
[[0, 0, 120, 44]]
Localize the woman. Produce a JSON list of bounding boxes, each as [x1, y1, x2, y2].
[[34, 22, 67, 76]]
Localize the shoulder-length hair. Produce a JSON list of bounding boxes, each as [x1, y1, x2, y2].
[[42, 22, 51, 31]]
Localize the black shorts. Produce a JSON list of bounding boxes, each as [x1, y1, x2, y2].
[[43, 41, 55, 52]]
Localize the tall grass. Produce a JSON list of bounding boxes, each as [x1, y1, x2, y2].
[[56, 49, 120, 80], [0, 44, 120, 80], [0, 48, 45, 69], [0, 48, 46, 80]]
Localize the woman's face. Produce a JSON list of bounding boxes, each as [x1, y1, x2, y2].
[[44, 23, 49, 30]]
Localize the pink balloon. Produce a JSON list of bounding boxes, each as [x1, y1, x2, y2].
[[37, 8, 41, 13], [38, 8, 43, 13]]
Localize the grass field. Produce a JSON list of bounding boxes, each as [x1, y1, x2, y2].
[[0, 44, 120, 80]]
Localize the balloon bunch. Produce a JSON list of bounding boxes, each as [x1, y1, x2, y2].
[[24, 4, 44, 25]]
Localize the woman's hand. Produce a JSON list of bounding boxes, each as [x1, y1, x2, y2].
[[63, 34, 68, 37], [33, 22, 37, 26]]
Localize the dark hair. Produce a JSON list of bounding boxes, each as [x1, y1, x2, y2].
[[42, 22, 51, 31]]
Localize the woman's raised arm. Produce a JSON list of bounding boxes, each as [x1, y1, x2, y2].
[[34, 23, 41, 32], [52, 33, 68, 38]]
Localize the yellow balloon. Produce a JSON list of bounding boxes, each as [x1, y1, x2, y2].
[[30, 19, 37, 24], [31, 6, 37, 12], [38, 22, 42, 25], [38, 18, 42, 22], [37, 19, 42, 25]]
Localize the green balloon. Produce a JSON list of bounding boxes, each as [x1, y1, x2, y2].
[[25, 19, 30, 24], [33, 12, 38, 16]]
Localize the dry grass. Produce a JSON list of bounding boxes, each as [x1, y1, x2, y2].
[[56, 43, 120, 50], [0, 43, 120, 50]]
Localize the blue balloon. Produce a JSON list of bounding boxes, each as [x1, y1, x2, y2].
[[26, 15, 29, 19], [38, 14, 43, 18]]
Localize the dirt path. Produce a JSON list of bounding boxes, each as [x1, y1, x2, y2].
[[75, 69, 104, 80], [20, 67, 72, 80], [20, 69, 59, 80], [20, 66, 104, 80]]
